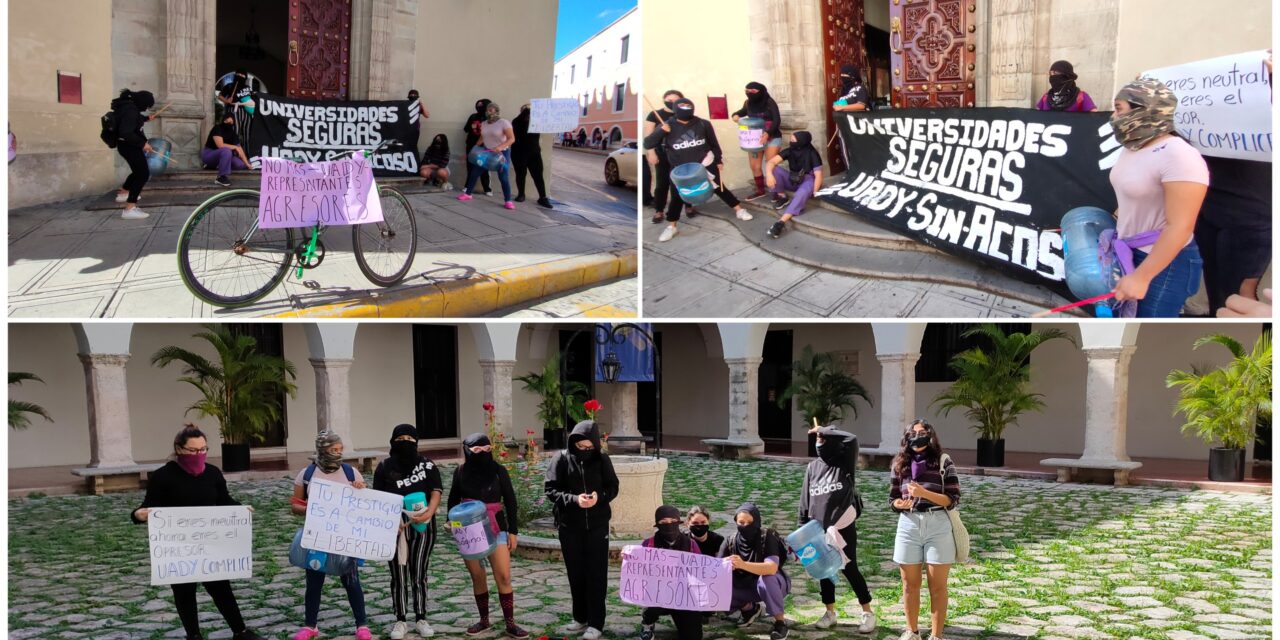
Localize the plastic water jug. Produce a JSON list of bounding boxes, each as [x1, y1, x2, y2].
[[238, 95, 256, 116], [288, 529, 356, 576], [447, 501, 497, 560], [403, 492, 429, 533], [144, 138, 172, 176], [738, 116, 766, 152], [1060, 206, 1120, 318], [785, 520, 842, 581], [468, 146, 505, 171], [670, 162, 714, 206]]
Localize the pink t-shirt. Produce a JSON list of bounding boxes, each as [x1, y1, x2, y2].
[[480, 118, 512, 149], [294, 465, 356, 489], [1110, 135, 1209, 252]]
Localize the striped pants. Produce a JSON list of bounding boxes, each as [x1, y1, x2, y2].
[[388, 521, 436, 621], [232, 103, 253, 147]]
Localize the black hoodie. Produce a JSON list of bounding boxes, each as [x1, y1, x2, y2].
[[511, 108, 542, 160], [732, 82, 782, 139], [779, 131, 823, 178], [111, 90, 153, 147], [643, 115, 723, 168], [544, 420, 620, 530], [447, 433, 519, 534], [464, 99, 492, 149], [798, 428, 859, 531]]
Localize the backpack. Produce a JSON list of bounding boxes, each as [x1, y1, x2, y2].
[[99, 110, 120, 149], [302, 462, 357, 500]]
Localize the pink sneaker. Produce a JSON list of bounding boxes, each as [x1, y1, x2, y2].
[[457, 193, 473, 202], [292, 627, 321, 640], [355, 626, 373, 640], [504, 201, 515, 210]]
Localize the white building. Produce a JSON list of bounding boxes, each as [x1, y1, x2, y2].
[[551, 7, 639, 144]]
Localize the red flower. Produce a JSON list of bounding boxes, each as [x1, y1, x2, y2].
[[483, 402, 495, 412], [584, 399, 601, 412]]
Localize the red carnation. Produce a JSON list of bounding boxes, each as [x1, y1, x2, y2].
[[584, 399, 601, 412], [483, 402, 495, 412]]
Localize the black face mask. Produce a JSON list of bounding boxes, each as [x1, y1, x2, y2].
[[657, 523, 681, 544], [663, 99, 676, 110], [737, 521, 761, 541], [470, 451, 494, 467], [1049, 75, 1069, 91], [688, 524, 710, 537], [572, 447, 597, 463], [909, 435, 931, 450], [674, 106, 695, 121], [391, 440, 418, 465]]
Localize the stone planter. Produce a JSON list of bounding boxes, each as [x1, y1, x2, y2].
[[608, 455, 668, 538]]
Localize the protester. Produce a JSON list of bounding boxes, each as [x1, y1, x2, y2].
[[592, 129, 604, 150], [764, 131, 824, 239], [643, 98, 753, 242], [512, 104, 553, 209], [130, 425, 266, 640], [464, 98, 494, 196], [407, 89, 430, 151], [645, 90, 683, 223], [1218, 288, 1273, 318], [202, 107, 251, 188], [890, 420, 961, 640], [577, 129, 588, 148], [419, 134, 452, 189], [720, 502, 792, 640], [1035, 60, 1098, 112], [458, 102, 516, 210], [545, 420, 619, 640], [216, 70, 259, 143], [833, 65, 871, 113], [686, 505, 723, 560], [446, 433, 529, 638], [638, 505, 705, 640], [111, 89, 157, 220], [799, 427, 876, 632], [373, 424, 443, 640], [290, 431, 371, 640], [732, 82, 784, 201], [1107, 78, 1210, 317]]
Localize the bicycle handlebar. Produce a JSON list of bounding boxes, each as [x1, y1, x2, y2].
[[332, 139, 405, 160]]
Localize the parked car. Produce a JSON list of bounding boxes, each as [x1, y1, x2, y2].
[[604, 141, 637, 187]]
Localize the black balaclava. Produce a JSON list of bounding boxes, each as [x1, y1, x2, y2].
[[462, 432, 499, 483], [132, 90, 156, 111], [654, 505, 685, 548], [745, 82, 769, 106], [673, 98, 695, 122], [475, 99, 492, 114], [408, 90, 420, 101], [816, 426, 854, 468], [733, 502, 763, 559], [222, 106, 236, 124], [427, 134, 449, 155], [1046, 60, 1081, 111], [786, 130, 823, 177], [840, 65, 863, 95], [390, 423, 419, 469], [568, 420, 602, 466]]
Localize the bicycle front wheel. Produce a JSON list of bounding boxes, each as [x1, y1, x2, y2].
[[353, 186, 418, 287], [177, 189, 296, 307]]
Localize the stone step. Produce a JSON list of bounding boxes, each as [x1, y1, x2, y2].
[[739, 194, 936, 253]]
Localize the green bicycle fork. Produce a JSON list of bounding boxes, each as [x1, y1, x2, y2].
[[296, 224, 321, 279]]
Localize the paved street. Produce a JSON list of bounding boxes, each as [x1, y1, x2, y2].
[[9, 455, 1269, 639]]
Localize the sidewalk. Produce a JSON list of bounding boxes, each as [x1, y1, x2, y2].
[[8, 179, 637, 318]]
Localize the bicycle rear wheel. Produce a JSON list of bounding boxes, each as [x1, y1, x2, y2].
[[353, 186, 418, 286], [177, 189, 296, 307]]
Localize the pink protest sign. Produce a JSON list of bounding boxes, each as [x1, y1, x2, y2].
[[258, 155, 384, 229], [618, 545, 732, 612]]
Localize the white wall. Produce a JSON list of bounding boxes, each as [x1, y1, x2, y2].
[[553, 7, 638, 107]]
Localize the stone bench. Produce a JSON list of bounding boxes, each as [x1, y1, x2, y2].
[[1040, 458, 1143, 486], [345, 450, 385, 474], [71, 463, 165, 495], [607, 435, 653, 455], [701, 438, 759, 460]]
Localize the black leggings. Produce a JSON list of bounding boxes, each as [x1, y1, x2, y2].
[[664, 164, 738, 222], [171, 580, 246, 637], [117, 143, 150, 204], [559, 524, 610, 630], [1195, 212, 1272, 313], [819, 525, 873, 606], [464, 142, 492, 193], [642, 607, 703, 639], [513, 151, 547, 200], [645, 155, 672, 211]]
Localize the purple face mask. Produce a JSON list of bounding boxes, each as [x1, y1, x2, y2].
[[176, 452, 207, 476]]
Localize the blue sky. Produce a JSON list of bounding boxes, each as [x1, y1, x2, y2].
[[555, 0, 636, 60]]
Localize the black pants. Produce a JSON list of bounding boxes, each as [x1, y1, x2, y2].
[[648, 155, 672, 212], [558, 523, 610, 630], [819, 525, 873, 606], [117, 143, 150, 204], [665, 164, 738, 222], [642, 607, 704, 639], [1194, 212, 1272, 313], [513, 150, 547, 200], [171, 580, 246, 638], [388, 520, 437, 621], [464, 142, 492, 193]]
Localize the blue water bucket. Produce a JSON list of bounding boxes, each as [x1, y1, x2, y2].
[[1061, 206, 1121, 317], [447, 501, 497, 560], [145, 138, 172, 176], [468, 146, 505, 171], [670, 162, 714, 206], [785, 520, 843, 581], [404, 492, 428, 534], [738, 116, 766, 152], [289, 529, 356, 576]]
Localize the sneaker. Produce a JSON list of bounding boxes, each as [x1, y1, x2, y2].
[[233, 632, 267, 640], [355, 627, 373, 640], [735, 208, 754, 221], [898, 630, 922, 640], [767, 221, 785, 239], [505, 623, 529, 639], [514, 194, 526, 203], [504, 201, 516, 210], [114, 191, 128, 203], [457, 193, 473, 202], [744, 188, 769, 201], [415, 620, 434, 637], [291, 629, 320, 640], [815, 610, 838, 629], [772, 195, 791, 210], [582, 628, 602, 640], [484, 190, 494, 197], [442, 182, 454, 191], [121, 207, 150, 220], [651, 212, 665, 224], [770, 620, 790, 640], [536, 198, 553, 209], [214, 176, 232, 188], [389, 621, 409, 639], [738, 604, 762, 627], [858, 612, 877, 634], [563, 621, 588, 633], [466, 621, 492, 636], [658, 225, 678, 242], [639, 624, 655, 640]]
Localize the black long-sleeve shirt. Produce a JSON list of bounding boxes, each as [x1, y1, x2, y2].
[[130, 461, 239, 524], [447, 464, 520, 535], [544, 451, 619, 530], [643, 117, 724, 167], [110, 97, 148, 147]]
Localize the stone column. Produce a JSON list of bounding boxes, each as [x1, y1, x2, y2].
[[873, 353, 921, 454], [311, 358, 355, 446], [1080, 346, 1137, 462], [979, 0, 1037, 107], [162, 0, 213, 169], [79, 354, 137, 468], [603, 382, 642, 451], [479, 359, 517, 441], [724, 357, 765, 452]]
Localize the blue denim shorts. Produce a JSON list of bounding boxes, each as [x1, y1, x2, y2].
[[893, 510, 956, 565]]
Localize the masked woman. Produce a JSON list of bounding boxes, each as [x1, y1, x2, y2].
[[720, 502, 792, 640], [463, 98, 494, 196], [890, 420, 961, 640], [373, 424, 443, 640], [512, 104, 553, 208], [799, 427, 875, 632], [764, 131, 824, 239], [1035, 60, 1098, 112], [545, 420, 619, 640], [446, 433, 529, 638], [833, 65, 872, 113], [637, 506, 705, 640], [419, 134, 452, 189], [111, 89, 158, 220], [458, 102, 516, 210], [644, 90, 684, 222], [731, 82, 784, 201], [131, 425, 266, 640]]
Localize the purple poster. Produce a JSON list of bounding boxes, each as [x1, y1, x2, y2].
[[619, 545, 732, 612], [257, 155, 384, 229]]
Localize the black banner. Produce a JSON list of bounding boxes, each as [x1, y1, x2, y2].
[[816, 108, 1119, 294], [247, 94, 421, 177]]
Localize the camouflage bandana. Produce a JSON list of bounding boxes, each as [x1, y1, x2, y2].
[[313, 430, 344, 473], [1110, 78, 1178, 150]]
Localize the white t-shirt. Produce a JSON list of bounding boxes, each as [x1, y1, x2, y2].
[[294, 464, 356, 492], [1110, 135, 1209, 252]]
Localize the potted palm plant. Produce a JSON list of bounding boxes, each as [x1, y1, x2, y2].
[[151, 324, 297, 472], [9, 372, 52, 429], [515, 353, 588, 450], [778, 345, 872, 456], [1167, 332, 1272, 482], [931, 324, 1071, 467]]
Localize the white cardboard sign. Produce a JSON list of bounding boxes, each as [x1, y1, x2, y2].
[[529, 98, 582, 133], [301, 478, 401, 561], [148, 506, 254, 585], [1142, 50, 1273, 162]]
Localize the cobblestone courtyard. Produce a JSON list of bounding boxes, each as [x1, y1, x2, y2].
[[9, 456, 1271, 640]]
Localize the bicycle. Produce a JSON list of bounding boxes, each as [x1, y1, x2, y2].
[[177, 139, 418, 308]]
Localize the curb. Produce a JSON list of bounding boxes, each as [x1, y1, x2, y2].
[[267, 250, 637, 318]]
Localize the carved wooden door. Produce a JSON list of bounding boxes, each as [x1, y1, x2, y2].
[[287, 0, 352, 99], [890, 0, 977, 108], [822, 0, 868, 174]]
